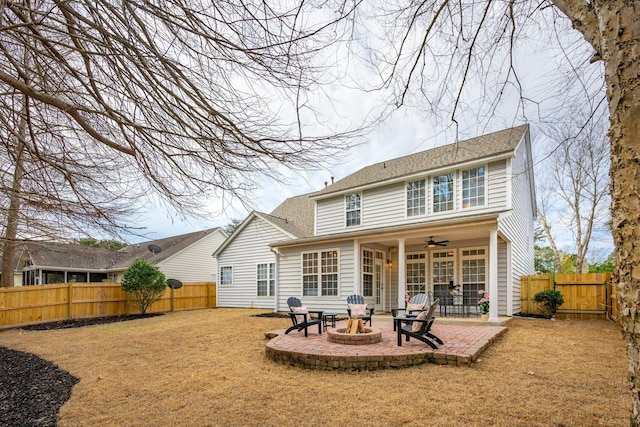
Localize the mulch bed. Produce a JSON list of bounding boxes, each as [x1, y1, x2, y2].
[[0, 346, 78, 427], [20, 313, 163, 331], [1, 314, 161, 426]]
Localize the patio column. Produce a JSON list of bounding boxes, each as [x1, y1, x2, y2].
[[489, 229, 499, 321], [397, 238, 406, 309]]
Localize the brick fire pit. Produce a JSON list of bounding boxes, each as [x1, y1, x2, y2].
[[326, 327, 382, 345]]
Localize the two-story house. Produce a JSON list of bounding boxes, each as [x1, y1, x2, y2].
[[214, 125, 535, 319]]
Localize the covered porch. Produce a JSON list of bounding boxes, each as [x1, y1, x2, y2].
[[353, 219, 509, 322]]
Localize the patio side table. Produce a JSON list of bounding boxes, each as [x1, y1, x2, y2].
[[322, 312, 338, 331]]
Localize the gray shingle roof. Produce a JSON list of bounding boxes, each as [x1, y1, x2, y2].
[[266, 194, 316, 238], [19, 228, 222, 271], [313, 124, 528, 197], [263, 125, 528, 238]]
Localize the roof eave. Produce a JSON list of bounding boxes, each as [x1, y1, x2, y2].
[[269, 211, 504, 249]]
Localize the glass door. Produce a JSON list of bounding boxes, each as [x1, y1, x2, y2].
[[406, 253, 426, 299], [431, 250, 455, 303]]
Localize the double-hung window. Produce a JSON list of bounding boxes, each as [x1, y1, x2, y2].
[[433, 173, 454, 212], [406, 179, 426, 216], [462, 166, 485, 208], [362, 249, 374, 297], [302, 250, 339, 296], [257, 263, 275, 297], [345, 193, 361, 227], [220, 266, 233, 286]]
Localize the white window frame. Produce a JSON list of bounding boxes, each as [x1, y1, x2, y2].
[[220, 266, 233, 286], [256, 262, 275, 297], [406, 179, 426, 217], [431, 250, 456, 298], [461, 165, 487, 209], [362, 248, 375, 297], [432, 172, 455, 213], [345, 193, 361, 227], [459, 246, 488, 306], [301, 250, 340, 297], [405, 252, 427, 297]]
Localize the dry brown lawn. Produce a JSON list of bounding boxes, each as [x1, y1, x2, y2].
[[0, 309, 630, 426]]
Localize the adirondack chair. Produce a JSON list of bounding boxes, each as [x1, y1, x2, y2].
[[285, 297, 323, 336], [395, 299, 443, 349], [392, 292, 428, 331], [346, 294, 374, 326]]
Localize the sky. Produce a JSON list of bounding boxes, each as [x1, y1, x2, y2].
[[126, 3, 614, 261]]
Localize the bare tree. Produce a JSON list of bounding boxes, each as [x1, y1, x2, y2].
[[342, 0, 640, 422], [536, 113, 610, 273], [0, 1, 360, 286]]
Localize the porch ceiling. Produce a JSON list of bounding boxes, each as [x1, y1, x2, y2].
[[360, 222, 498, 248]]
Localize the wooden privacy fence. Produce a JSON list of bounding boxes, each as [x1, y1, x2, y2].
[[520, 273, 616, 320], [0, 281, 217, 329]]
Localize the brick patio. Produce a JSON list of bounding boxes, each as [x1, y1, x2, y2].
[[265, 316, 508, 370]]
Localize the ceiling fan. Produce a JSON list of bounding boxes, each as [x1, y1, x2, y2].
[[425, 236, 449, 248]]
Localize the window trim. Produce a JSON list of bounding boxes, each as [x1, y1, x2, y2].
[[301, 249, 340, 297], [406, 178, 426, 217], [256, 262, 275, 298], [345, 193, 362, 227], [219, 265, 233, 286], [461, 165, 487, 209]]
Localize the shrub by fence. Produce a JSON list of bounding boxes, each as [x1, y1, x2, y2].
[[520, 273, 616, 320], [0, 281, 216, 329]]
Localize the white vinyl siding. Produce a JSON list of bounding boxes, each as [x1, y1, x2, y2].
[[498, 135, 535, 315], [488, 160, 508, 207], [216, 215, 289, 309], [315, 162, 509, 236], [155, 229, 227, 282], [277, 240, 355, 313]]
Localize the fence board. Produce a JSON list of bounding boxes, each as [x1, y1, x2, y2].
[[520, 273, 612, 320], [0, 281, 217, 328]]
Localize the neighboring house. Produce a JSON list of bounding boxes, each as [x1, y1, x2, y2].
[[16, 228, 227, 286], [215, 125, 536, 319]]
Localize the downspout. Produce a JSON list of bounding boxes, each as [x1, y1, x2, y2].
[[270, 247, 280, 313]]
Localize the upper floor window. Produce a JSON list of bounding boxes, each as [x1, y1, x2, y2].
[[345, 193, 361, 227], [220, 266, 233, 286], [433, 173, 454, 212], [406, 179, 426, 217], [462, 167, 485, 208]]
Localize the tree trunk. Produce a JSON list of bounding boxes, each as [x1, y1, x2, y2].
[[598, 2, 640, 425], [1, 99, 27, 288]]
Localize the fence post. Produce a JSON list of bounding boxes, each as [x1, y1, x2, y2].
[[68, 282, 73, 319], [526, 276, 531, 314]]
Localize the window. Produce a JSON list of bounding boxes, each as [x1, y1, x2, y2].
[[432, 251, 455, 298], [345, 193, 361, 227], [462, 166, 485, 208], [406, 253, 426, 296], [302, 251, 339, 296], [257, 263, 275, 297], [362, 249, 374, 297], [406, 179, 426, 216], [461, 248, 486, 309], [433, 173, 454, 212], [220, 266, 233, 286]]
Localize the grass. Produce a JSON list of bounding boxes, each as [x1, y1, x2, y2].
[[0, 308, 630, 426]]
